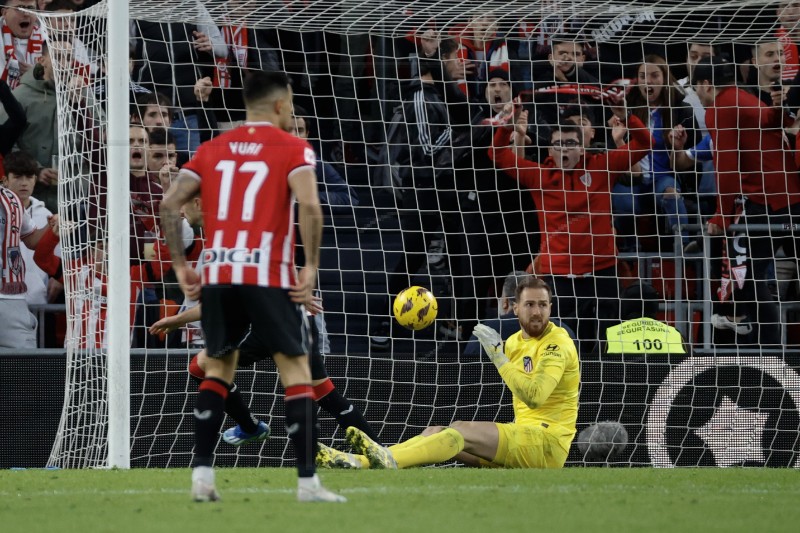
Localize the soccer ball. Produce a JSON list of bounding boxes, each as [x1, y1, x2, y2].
[[577, 421, 629, 463], [393, 286, 438, 331]]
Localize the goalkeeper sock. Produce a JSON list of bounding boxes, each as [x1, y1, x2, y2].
[[391, 428, 464, 469], [192, 377, 228, 467], [285, 384, 317, 478], [189, 355, 258, 434], [314, 380, 380, 443], [388, 435, 425, 452]]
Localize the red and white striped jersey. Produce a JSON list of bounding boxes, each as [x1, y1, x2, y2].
[[0, 187, 36, 298], [33, 228, 108, 349], [65, 260, 107, 350], [181, 122, 316, 288]]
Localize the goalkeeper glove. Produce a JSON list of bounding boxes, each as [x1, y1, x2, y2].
[[473, 324, 509, 369]]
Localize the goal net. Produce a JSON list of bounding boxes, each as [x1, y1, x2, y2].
[[41, 0, 800, 469]]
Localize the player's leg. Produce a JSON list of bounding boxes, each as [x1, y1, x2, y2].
[[392, 425, 502, 467], [314, 378, 380, 440], [398, 425, 494, 467], [347, 420, 497, 469], [274, 352, 343, 502], [317, 429, 433, 470], [322, 425, 475, 470], [316, 427, 435, 470], [191, 349, 238, 502], [386, 420, 498, 468], [189, 350, 269, 445], [190, 286, 248, 502], [309, 316, 381, 442], [273, 351, 314, 476], [495, 424, 570, 469], [386, 424, 446, 452], [250, 287, 344, 502]]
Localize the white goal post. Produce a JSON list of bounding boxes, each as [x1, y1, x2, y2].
[[36, 0, 800, 470]]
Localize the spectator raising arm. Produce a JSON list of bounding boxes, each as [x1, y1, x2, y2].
[[603, 113, 654, 173], [488, 116, 543, 190]]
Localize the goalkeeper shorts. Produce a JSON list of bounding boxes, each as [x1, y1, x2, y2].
[[493, 422, 571, 469]]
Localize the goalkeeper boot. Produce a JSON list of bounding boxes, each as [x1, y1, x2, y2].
[[316, 442, 362, 469], [191, 466, 220, 502], [346, 426, 397, 469], [297, 474, 347, 503], [222, 421, 270, 447]]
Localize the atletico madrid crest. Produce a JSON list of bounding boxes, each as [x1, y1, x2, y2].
[[523, 356, 532, 373]]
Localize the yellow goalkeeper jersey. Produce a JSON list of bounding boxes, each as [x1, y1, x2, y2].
[[499, 322, 580, 440]]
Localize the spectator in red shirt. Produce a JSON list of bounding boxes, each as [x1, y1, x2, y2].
[[488, 107, 653, 353], [693, 56, 800, 346]]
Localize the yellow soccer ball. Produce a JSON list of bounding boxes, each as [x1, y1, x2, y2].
[[393, 286, 438, 331]]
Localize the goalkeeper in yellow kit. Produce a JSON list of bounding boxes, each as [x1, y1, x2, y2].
[[318, 276, 580, 469]]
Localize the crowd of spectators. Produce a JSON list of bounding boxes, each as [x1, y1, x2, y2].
[[1, 0, 800, 352]]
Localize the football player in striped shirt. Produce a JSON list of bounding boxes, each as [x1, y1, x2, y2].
[[161, 70, 344, 502]]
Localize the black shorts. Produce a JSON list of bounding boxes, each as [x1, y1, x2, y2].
[[201, 285, 309, 360], [239, 311, 327, 380]]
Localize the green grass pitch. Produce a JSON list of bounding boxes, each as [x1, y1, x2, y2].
[[1, 468, 798, 533]]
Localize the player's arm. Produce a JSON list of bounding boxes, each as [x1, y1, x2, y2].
[[33, 218, 63, 282], [150, 303, 202, 335], [604, 114, 654, 173], [487, 125, 542, 189], [160, 171, 201, 299], [473, 324, 567, 409], [498, 346, 567, 409], [20, 213, 57, 250], [21, 226, 51, 250], [288, 165, 323, 307]]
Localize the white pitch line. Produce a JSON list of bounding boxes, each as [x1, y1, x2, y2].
[[3, 482, 798, 499], [1, 484, 536, 499]]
